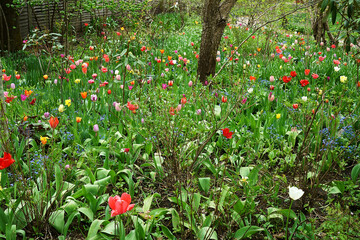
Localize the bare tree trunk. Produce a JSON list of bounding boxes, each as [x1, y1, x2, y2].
[[312, 7, 336, 45], [197, 0, 237, 84]]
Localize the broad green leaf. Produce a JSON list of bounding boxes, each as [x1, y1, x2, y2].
[[87, 219, 104, 239], [49, 210, 65, 234], [198, 227, 218, 240], [351, 163, 360, 182], [198, 177, 211, 194], [234, 226, 264, 239]]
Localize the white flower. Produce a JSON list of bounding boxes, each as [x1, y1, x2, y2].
[[301, 96, 307, 102], [247, 88, 253, 93], [334, 67, 340, 72], [289, 186, 304, 200], [115, 70, 119, 75]]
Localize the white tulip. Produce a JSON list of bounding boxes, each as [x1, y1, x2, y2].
[[247, 88, 253, 93], [302, 96, 307, 102], [334, 67, 340, 72], [289, 186, 304, 200]]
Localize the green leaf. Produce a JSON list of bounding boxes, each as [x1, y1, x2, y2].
[[49, 210, 65, 234], [87, 219, 104, 239], [198, 227, 218, 240], [143, 193, 160, 213], [78, 207, 94, 221], [234, 226, 264, 239], [161, 225, 176, 240], [55, 164, 62, 193], [198, 177, 211, 194], [321, 0, 329, 12], [351, 163, 360, 182]]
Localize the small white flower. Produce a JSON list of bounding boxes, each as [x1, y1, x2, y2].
[[289, 186, 304, 200], [302, 96, 307, 102], [334, 67, 340, 72], [115, 70, 119, 75], [247, 88, 253, 93]]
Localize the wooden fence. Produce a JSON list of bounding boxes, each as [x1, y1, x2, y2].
[[17, 0, 111, 38]]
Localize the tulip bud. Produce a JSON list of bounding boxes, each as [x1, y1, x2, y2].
[[93, 124, 99, 132]]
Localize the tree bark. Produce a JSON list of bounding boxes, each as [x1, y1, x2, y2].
[[0, 0, 22, 52], [312, 7, 336, 45], [197, 0, 237, 84]]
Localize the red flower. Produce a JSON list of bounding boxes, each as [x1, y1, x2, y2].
[[304, 69, 310, 76], [29, 98, 36, 105], [124, 148, 130, 153], [108, 193, 135, 217], [290, 71, 297, 77], [5, 96, 15, 103], [300, 79, 309, 87], [169, 107, 177, 115], [84, 23, 89, 27], [181, 97, 187, 104], [293, 104, 299, 109], [0, 152, 15, 170], [250, 76, 256, 81], [269, 85, 275, 90], [221, 96, 227, 103], [49, 116, 59, 129], [282, 76, 292, 83], [222, 128, 233, 139], [107, 90, 111, 95], [127, 102, 139, 111]]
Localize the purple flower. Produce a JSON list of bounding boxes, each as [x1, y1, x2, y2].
[[60, 54, 65, 58], [44, 112, 50, 118], [242, 98, 247, 104], [162, 84, 167, 89], [93, 124, 99, 132], [128, 86, 133, 90], [196, 109, 202, 115], [10, 83, 15, 89]]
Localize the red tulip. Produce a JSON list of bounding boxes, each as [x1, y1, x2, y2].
[[0, 152, 15, 170], [282, 76, 292, 83], [293, 104, 299, 109], [300, 79, 309, 87], [29, 98, 36, 105], [304, 69, 310, 76], [290, 71, 297, 77], [124, 148, 130, 153], [49, 116, 59, 129], [269, 85, 275, 90], [221, 96, 227, 103], [222, 128, 234, 139], [108, 193, 135, 217], [107, 90, 111, 95]]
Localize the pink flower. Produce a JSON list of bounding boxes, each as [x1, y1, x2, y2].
[[311, 73, 319, 79], [88, 80, 95, 84], [108, 193, 135, 217], [128, 86, 133, 90], [21, 95, 27, 101]]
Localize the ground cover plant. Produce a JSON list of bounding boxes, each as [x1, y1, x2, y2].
[[1, 0, 360, 239]]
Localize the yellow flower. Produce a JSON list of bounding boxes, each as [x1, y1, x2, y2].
[[65, 99, 71, 107], [58, 104, 65, 113], [76, 117, 82, 123], [243, 64, 246, 69], [340, 75, 347, 83], [224, 47, 227, 51], [276, 114, 281, 119], [121, 27, 124, 30], [318, 90, 323, 95], [257, 64, 260, 68], [74, 79, 80, 84], [40, 136, 48, 145], [280, 66, 283, 69]]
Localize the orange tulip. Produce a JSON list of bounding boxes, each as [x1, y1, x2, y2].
[[80, 92, 87, 99]]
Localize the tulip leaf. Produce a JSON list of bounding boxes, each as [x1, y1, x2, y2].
[[161, 225, 176, 240], [351, 163, 360, 182], [49, 210, 65, 234], [234, 226, 264, 239], [143, 193, 161, 213], [78, 207, 94, 221], [198, 177, 211, 194], [198, 227, 218, 240], [55, 164, 62, 194], [87, 219, 104, 239]]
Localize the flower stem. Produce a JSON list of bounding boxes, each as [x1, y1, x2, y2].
[[285, 199, 293, 240]]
